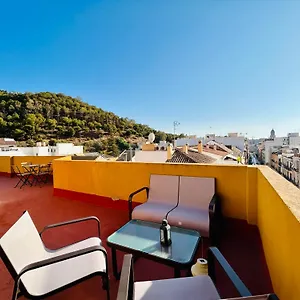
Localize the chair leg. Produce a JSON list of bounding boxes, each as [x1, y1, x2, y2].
[[102, 273, 110, 300], [20, 177, 29, 189], [14, 178, 22, 188], [20, 175, 32, 189]]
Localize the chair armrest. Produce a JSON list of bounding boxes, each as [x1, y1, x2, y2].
[[222, 294, 279, 300], [12, 245, 107, 300], [117, 254, 134, 300], [128, 187, 149, 220], [268, 295, 279, 300], [39, 216, 101, 239], [208, 247, 252, 297], [209, 194, 220, 218]]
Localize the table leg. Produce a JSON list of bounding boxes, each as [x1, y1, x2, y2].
[[174, 267, 181, 278], [111, 248, 120, 280]]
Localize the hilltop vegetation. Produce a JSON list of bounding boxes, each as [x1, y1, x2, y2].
[[0, 90, 182, 156]]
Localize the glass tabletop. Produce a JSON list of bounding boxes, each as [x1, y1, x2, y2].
[[107, 220, 200, 265]]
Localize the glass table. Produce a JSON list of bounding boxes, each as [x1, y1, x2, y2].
[[107, 219, 201, 279]]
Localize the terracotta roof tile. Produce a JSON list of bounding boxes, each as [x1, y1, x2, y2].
[[166, 149, 216, 164]]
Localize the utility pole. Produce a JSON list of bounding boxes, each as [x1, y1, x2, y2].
[[173, 121, 180, 147]]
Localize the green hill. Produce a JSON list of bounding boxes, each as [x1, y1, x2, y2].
[[0, 90, 181, 155]]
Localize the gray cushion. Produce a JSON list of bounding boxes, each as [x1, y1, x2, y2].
[[132, 203, 176, 223], [134, 275, 220, 300], [167, 207, 209, 237]]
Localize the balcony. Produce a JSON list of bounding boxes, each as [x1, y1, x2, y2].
[[1, 156, 300, 299]]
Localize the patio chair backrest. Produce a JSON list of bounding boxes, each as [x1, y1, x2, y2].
[[178, 176, 215, 210], [0, 211, 46, 276], [148, 175, 179, 205], [11, 165, 21, 175]]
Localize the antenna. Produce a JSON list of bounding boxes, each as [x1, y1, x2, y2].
[[173, 121, 180, 147]]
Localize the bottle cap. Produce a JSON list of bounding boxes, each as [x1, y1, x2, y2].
[[162, 219, 168, 225]]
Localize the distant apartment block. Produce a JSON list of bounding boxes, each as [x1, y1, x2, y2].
[[0, 140, 83, 156], [271, 150, 300, 188]]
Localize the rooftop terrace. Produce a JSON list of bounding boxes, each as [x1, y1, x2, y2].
[[0, 177, 272, 299], [1, 155, 300, 299]]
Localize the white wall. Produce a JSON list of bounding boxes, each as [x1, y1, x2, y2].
[[289, 136, 300, 147], [263, 138, 286, 164], [175, 138, 201, 147], [133, 151, 168, 162], [73, 146, 84, 154], [205, 136, 245, 151], [55, 143, 83, 155], [0, 144, 84, 156]]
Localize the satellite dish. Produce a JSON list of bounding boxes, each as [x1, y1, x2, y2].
[[148, 132, 155, 143]]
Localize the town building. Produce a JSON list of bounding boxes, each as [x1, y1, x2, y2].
[[0, 141, 83, 156], [0, 138, 17, 151], [204, 133, 245, 152], [271, 148, 300, 188], [118, 139, 243, 164]]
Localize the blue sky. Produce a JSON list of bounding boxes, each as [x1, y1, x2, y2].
[[1, 0, 300, 138]]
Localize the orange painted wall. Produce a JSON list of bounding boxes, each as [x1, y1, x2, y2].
[[257, 167, 300, 300], [0, 156, 13, 175], [53, 158, 252, 220], [53, 158, 300, 299]]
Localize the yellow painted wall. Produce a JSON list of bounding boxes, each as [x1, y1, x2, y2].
[[246, 166, 258, 224], [53, 159, 251, 220], [257, 167, 300, 300], [142, 144, 156, 151], [53, 159, 300, 299], [13, 156, 64, 172], [0, 156, 13, 174]]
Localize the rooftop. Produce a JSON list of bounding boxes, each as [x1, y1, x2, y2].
[[1, 156, 300, 299], [0, 176, 272, 299], [166, 148, 216, 164], [0, 138, 16, 146]]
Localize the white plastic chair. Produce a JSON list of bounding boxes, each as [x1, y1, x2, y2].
[[0, 211, 110, 300]]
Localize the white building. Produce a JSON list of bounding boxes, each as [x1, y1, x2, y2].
[[262, 137, 288, 165], [204, 133, 245, 151], [288, 133, 300, 147], [175, 133, 245, 152], [292, 155, 300, 187], [175, 137, 201, 147], [132, 142, 169, 163], [261, 131, 300, 165], [0, 142, 83, 156]]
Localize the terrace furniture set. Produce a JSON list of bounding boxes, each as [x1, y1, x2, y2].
[[12, 162, 52, 189], [0, 174, 279, 299]]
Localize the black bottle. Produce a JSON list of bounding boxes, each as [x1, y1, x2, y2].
[[160, 219, 172, 246]]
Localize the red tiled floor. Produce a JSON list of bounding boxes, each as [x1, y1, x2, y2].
[[0, 177, 273, 299]]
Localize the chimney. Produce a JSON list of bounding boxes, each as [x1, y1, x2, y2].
[[198, 141, 203, 153], [167, 143, 173, 160], [183, 144, 189, 154]]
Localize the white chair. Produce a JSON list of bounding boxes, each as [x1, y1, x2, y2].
[[129, 175, 179, 223], [0, 211, 110, 300], [116, 250, 279, 300]]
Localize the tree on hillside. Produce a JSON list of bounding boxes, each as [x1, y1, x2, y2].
[[155, 131, 167, 143], [107, 137, 119, 157], [0, 90, 180, 153]]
